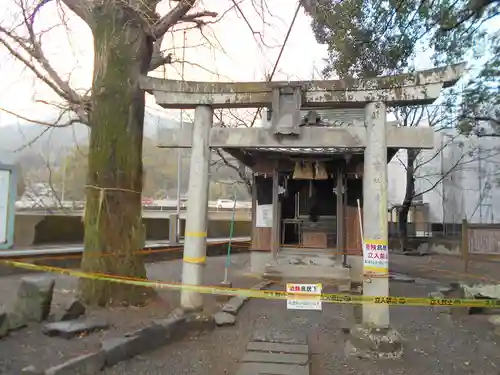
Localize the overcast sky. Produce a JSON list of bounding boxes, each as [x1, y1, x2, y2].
[[0, 0, 328, 125]]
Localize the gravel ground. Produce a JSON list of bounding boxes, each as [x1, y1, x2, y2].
[[102, 277, 500, 375], [390, 253, 500, 284], [0, 253, 256, 374], [2, 252, 499, 375]]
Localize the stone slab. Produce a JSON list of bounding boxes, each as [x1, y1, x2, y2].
[[43, 318, 109, 339], [185, 312, 216, 333], [488, 315, 500, 326], [214, 311, 236, 326], [101, 336, 144, 367], [126, 323, 171, 351], [99, 309, 214, 369], [44, 352, 104, 375], [21, 366, 43, 375], [246, 341, 309, 354], [12, 276, 55, 324], [222, 296, 246, 315], [235, 362, 309, 375], [242, 352, 309, 365], [253, 329, 307, 345], [52, 299, 86, 322]]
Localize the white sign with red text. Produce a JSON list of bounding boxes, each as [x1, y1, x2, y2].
[[286, 283, 322, 311]]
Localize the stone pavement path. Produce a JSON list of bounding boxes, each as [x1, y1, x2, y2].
[[235, 330, 310, 375]]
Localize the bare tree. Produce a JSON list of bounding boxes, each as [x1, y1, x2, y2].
[[392, 101, 500, 251], [0, 0, 218, 306]]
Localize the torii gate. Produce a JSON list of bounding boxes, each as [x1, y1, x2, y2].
[[141, 63, 465, 357]]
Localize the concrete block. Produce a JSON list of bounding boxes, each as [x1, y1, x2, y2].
[[99, 308, 214, 368], [235, 363, 309, 375], [216, 281, 233, 302], [151, 310, 187, 340], [214, 312, 236, 326], [44, 352, 104, 375], [101, 336, 144, 367], [126, 323, 171, 351], [246, 341, 309, 354], [241, 352, 309, 365], [250, 251, 272, 275], [43, 318, 109, 339], [346, 326, 403, 359], [222, 296, 245, 315], [185, 312, 216, 333], [11, 276, 55, 325], [51, 299, 86, 322], [21, 366, 43, 375]]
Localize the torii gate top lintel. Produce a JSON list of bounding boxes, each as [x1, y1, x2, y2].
[[140, 63, 465, 110]]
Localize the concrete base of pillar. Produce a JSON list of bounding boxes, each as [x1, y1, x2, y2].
[[346, 255, 363, 284], [340, 289, 363, 333], [345, 325, 403, 359], [216, 280, 233, 302], [250, 251, 272, 275]]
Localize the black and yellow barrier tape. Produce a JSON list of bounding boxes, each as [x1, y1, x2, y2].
[[1, 259, 499, 308]]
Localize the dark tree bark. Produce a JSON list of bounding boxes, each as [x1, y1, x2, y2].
[[79, 3, 156, 306], [398, 149, 418, 252]]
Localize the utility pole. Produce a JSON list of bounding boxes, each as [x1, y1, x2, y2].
[[478, 144, 483, 223], [176, 30, 187, 239], [61, 158, 67, 202]]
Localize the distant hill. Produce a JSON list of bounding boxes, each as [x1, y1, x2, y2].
[[0, 110, 181, 165]]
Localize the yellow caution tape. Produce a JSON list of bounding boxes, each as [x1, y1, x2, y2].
[[185, 232, 207, 237], [1, 259, 499, 308], [183, 256, 207, 264]]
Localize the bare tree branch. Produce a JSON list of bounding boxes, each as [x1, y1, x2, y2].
[[152, 0, 196, 39], [0, 0, 89, 123]]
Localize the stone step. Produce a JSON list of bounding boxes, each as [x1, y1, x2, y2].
[[246, 341, 309, 354], [265, 264, 350, 278], [241, 352, 309, 365], [247, 341, 309, 354], [263, 264, 351, 285], [235, 362, 309, 375], [235, 331, 311, 375], [275, 254, 340, 267], [278, 248, 339, 257]]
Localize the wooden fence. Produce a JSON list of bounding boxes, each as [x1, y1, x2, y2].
[[462, 220, 500, 271]]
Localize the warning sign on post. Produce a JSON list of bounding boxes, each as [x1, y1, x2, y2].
[[286, 283, 322, 311], [363, 239, 389, 274]]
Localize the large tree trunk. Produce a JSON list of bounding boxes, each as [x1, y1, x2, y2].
[[79, 3, 155, 306], [398, 150, 417, 253]]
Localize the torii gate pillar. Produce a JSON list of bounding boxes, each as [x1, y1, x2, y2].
[[344, 102, 404, 359], [180, 105, 213, 311]]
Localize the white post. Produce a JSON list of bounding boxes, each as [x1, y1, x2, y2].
[[180, 105, 213, 311], [362, 101, 389, 327]]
